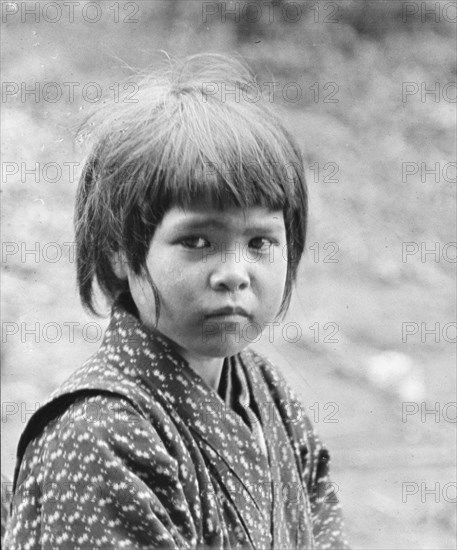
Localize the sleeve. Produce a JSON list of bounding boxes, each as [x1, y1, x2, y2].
[[5, 394, 199, 550]]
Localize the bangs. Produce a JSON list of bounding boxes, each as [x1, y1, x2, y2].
[[88, 84, 303, 218], [153, 97, 301, 213]]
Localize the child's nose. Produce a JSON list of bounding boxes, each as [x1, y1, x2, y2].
[[209, 262, 250, 293]]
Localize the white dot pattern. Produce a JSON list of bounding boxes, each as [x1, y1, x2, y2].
[[4, 304, 350, 549]]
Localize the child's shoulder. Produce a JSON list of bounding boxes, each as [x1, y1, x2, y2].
[[47, 346, 153, 417], [19, 392, 148, 473], [12, 381, 183, 501], [8, 390, 188, 546], [12, 351, 155, 487]]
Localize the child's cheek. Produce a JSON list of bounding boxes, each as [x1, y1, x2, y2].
[[164, 267, 201, 311]]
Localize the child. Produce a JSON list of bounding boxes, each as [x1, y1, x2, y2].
[[4, 54, 349, 549]]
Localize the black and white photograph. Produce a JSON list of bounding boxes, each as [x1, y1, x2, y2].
[[1, 1, 456, 548]]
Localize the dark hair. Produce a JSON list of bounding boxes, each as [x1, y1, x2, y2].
[[75, 53, 308, 319]]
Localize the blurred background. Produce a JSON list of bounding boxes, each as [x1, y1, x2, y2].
[[1, 1, 456, 548]]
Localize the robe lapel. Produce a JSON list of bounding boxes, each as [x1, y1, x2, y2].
[[241, 350, 314, 549]]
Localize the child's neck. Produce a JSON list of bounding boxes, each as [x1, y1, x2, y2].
[[179, 351, 225, 391]]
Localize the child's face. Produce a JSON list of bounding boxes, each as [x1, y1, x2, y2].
[[126, 204, 288, 359]]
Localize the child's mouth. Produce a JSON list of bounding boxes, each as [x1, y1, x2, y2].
[[204, 306, 250, 320]]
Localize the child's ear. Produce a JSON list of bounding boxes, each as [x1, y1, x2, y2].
[[111, 251, 129, 279]]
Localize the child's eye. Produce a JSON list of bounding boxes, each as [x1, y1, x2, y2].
[[248, 237, 276, 251], [180, 237, 212, 250]]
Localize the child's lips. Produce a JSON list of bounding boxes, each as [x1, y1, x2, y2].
[[204, 306, 250, 320]]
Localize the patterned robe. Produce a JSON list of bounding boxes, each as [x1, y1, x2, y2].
[[4, 302, 349, 549]]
